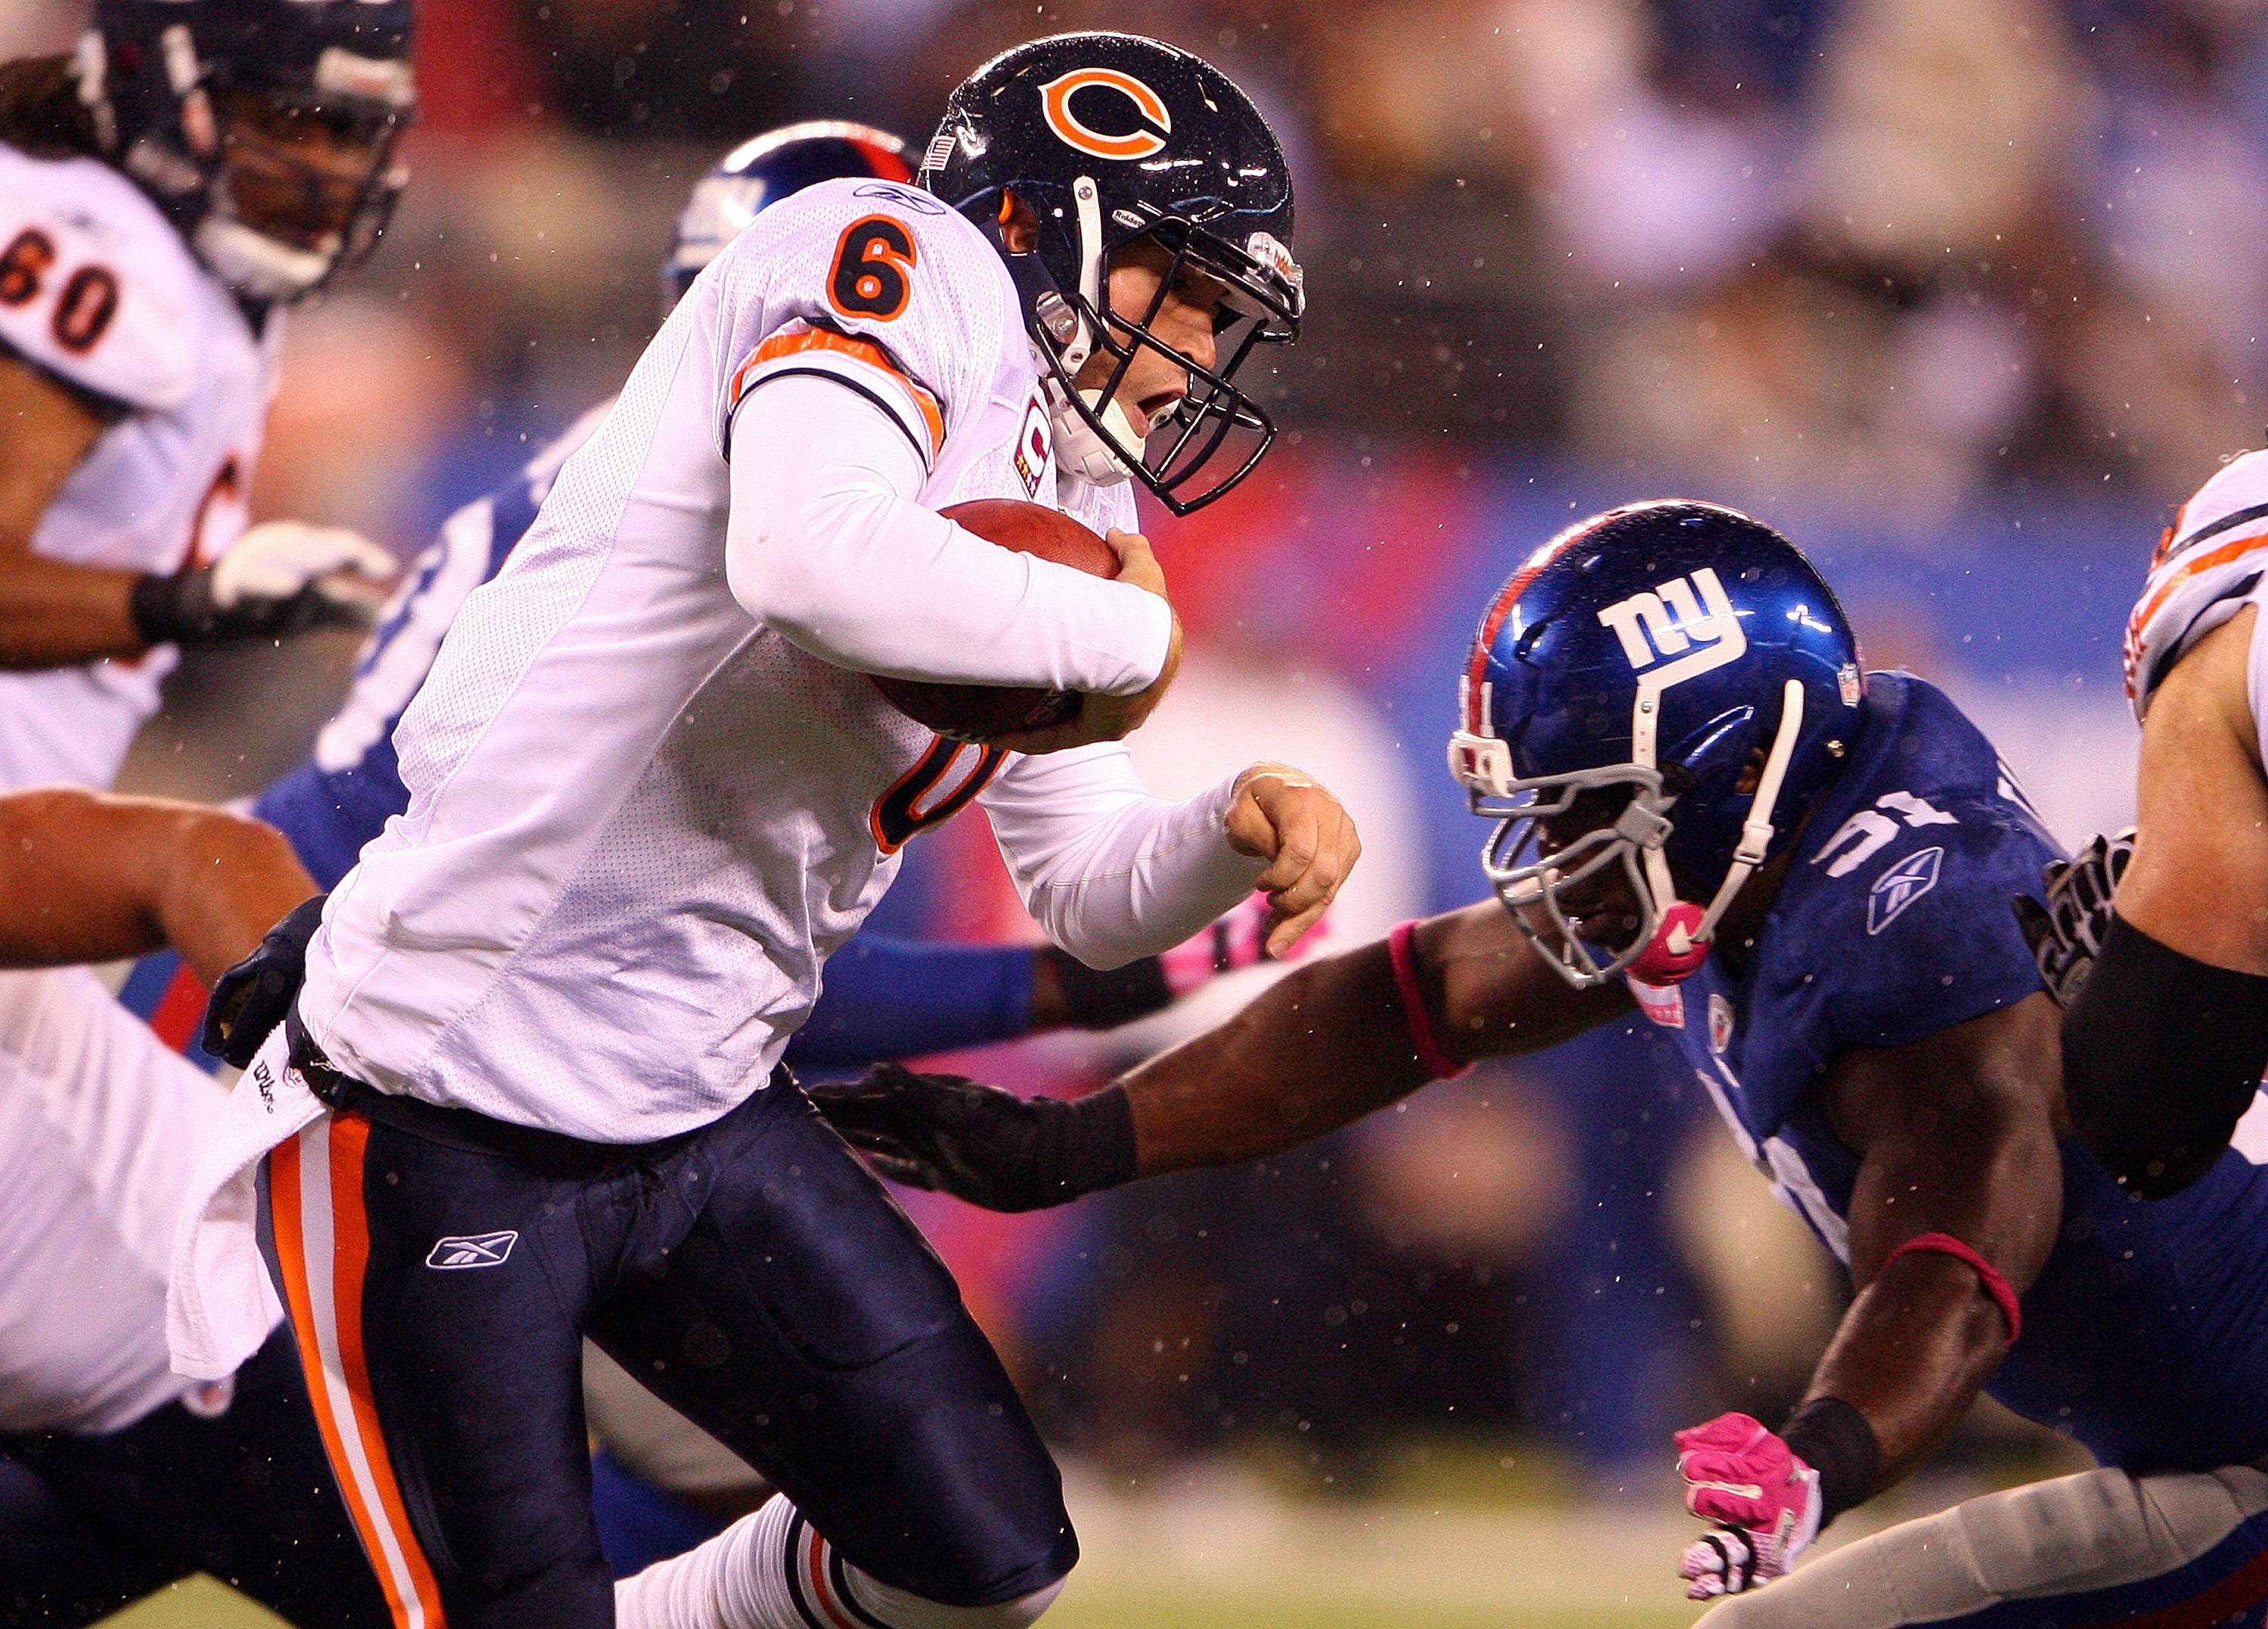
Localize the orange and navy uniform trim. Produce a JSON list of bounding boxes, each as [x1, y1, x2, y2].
[[730, 323, 944, 463], [269, 1114, 448, 1628]]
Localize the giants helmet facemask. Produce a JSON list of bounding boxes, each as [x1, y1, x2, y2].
[[76, 0, 415, 303], [921, 33, 1303, 516]]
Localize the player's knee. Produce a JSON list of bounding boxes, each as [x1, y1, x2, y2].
[[847, 1571, 1067, 1629]]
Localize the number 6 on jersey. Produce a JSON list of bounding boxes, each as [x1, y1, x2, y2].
[[829, 215, 916, 320]]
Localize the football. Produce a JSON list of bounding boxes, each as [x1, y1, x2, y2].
[[869, 499, 1121, 742]]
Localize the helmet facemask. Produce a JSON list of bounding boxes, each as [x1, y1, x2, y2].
[[1450, 675, 1811, 990], [1015, 187, 1301, 515], [196, 83, 407, 302], [80, 12, 414, 305]]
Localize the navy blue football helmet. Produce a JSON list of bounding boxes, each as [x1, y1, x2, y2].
[[78, 0, 415, 302], [662, 120, 912, 312], [1448, 501, 1866, 988], [922, 33, 1303, 516]]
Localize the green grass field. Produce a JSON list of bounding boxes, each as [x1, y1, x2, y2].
[[91, 1470, 1716, 1629], [96, 1440, 2066, 1629]]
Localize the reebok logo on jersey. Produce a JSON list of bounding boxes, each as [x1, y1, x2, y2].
[[1867, 847, 1943, 935], [426, 1231, 519, 1271]]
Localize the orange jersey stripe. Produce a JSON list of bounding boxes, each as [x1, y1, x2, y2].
[[2130, 528, 2268, 646], [730, 325, 945, 459]]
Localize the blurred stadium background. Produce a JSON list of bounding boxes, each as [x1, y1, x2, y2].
[[11, 0, 2251, 1621]]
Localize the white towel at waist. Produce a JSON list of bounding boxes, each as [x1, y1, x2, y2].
[[167, 1024, 321, 1380]]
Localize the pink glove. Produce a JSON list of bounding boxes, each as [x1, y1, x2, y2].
[[1159, 891, 1326, 998], [1675, 1412, 1823, 1600]]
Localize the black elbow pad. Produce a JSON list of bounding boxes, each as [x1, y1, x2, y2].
[[2062, 914, 2268, 1199]]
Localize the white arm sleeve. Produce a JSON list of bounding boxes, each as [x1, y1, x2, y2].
[[725, 374, 1171, 694], [981, 744, 1269, 969]]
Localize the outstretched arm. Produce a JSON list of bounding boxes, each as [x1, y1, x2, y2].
[[1125, 903, 1625, 1173], [0, 788, 317, 985], [811, 903, 1630, 1206], [1675, 992, 2065, 1600]]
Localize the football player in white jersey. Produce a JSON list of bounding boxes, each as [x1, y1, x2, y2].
[[2025, 451, 2268, 1200], [0, 789, 404, 1624], [0, 0, 405, 791], [171, 32, 1352, 1629]]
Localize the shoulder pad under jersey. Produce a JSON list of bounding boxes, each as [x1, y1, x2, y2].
[[0, 145, 202, 411], [2125, 448, 2268, 721], [711, 175, 1021, 467]]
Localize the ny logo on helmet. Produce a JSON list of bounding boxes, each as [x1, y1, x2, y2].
[[1596, 568, 1746, 676], [1040, 69, 1173, 161]]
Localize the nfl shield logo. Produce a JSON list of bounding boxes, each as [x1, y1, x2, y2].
[[1708, 993, 1734, 1055]]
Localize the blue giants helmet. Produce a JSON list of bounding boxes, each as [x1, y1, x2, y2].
[[662, 120, 912, 311], [1447, 501, 1865, 989]]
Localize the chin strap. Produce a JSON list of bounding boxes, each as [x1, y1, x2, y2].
[[1636, 679, 1807, 980]]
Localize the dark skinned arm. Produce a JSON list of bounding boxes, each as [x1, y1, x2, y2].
[[1800, 991, 2065, 1495], [0, 788, 318, 986], [0, 348, 150, 666], [1125, 902, 1634, 1174]]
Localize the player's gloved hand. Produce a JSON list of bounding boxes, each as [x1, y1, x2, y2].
[[2012, 828, 2135, 1006], [1226, 763, 1362, 958], [1675, 1413, 1823, 1601], [132, 522, 395, 649], [807, 1063, 1137, 1211], [201, 893, 327, 1067], [1040, 891, 1330, 1029]]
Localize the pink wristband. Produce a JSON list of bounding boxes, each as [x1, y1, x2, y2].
[[1388, 920, 1467, 1081], [1883, 1231, 2022, 1347]]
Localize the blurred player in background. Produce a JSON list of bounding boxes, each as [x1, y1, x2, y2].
[[822, 500, 2268, 1626], [0, 0, 401, 793], [2026, 451, 2268, 1216], [0, 790, 394, 1626], [172, 33, 1349, 1629]]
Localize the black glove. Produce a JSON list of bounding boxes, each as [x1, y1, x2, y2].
[[806, 1062, 1138, 1212], [1039, 945, 1174, 1030], [2012, 828, 2134, 1006], [131, 566, 376, 648], [201, 893, 327, 1067]]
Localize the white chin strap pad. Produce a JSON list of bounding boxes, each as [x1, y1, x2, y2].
[[1049, 386, 1142, 485], [194, 215, 336, 302]]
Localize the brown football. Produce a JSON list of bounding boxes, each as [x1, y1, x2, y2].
[[869, 499, 1120, 742]]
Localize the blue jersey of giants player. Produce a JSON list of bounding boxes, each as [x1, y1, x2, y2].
[[816, 500, 2268, 1627]]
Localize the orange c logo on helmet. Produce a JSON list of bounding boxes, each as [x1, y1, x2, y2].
[[1039, 68, 1172, 161]]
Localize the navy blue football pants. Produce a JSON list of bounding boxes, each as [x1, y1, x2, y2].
[[0, 1327, 391, 1626], [256, 1042, 1075, 1627]]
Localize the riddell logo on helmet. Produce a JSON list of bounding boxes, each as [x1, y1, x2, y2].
[[1596, 568, 1746, 675], [1040, 69, 1173, 161]]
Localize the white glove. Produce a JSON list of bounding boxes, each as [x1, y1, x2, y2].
[[212, 521, 395, 611]]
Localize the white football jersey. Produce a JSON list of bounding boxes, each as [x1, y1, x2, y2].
[[0, 145, 279, 791], [301, 178, 1228, 1143], [0, 966, 240, 1433]]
